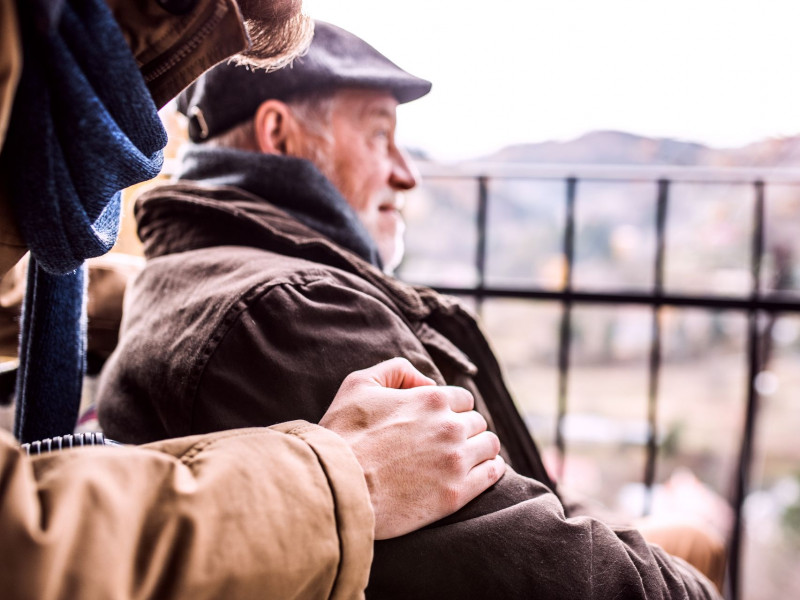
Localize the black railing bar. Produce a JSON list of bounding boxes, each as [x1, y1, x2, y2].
[[750, 180, 765, 309], [643, 179, 670, 515], [727, 181, 767, 600], [644, 308, 662, 516], [422, 173, 800, 186], [416, 161, 800, 184], [475, 176, 489, 311], [653, 181, 670, 296], [555, 177, 577, 480], [428, 286, 800, 312], [726, 309, 762, 600]]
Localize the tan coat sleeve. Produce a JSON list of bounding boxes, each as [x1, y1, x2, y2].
[[0, 422, 374, 600], [0, 0, 27, 276], [0, 0, 20, 148]]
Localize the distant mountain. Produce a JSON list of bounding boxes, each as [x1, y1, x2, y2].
[[479, 130, 800, 168]]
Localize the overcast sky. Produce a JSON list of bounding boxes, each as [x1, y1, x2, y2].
[[303, 0, 800, 161]]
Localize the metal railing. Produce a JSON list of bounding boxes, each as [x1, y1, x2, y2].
[[408, 161, 800, 600]]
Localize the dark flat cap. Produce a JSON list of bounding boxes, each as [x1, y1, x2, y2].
[[177, 20, 432, 142]]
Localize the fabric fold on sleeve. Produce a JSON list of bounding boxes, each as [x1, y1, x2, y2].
[[0, 423, 373, 599]]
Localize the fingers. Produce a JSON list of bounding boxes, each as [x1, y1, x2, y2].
[[463, 429, 501, 467], [454, 408, 488, 439], [329, 361, 504, 538], [462, 455, 507, 502], [362, 357, 436, 389], [443, 386, 475, 413]]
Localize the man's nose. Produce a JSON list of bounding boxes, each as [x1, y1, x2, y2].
[[389, 146, 418, 191]]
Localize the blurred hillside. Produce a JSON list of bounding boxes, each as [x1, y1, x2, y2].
[[404, 130, 800, 298], [479, 130, 800, 167]]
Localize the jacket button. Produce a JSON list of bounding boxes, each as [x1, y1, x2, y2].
[[156, 0, 198, 15]]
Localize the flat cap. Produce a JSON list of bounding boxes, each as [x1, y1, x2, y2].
[[177, 20, 432, 142]]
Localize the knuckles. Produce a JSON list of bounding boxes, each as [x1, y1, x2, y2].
[[440, 447, 467, 475], [337, 371, 368, 396], [414, 386, 449, 411], [438, 418, 466, 442], [484, 457, 502, 484], [439, 483, 464, 513]]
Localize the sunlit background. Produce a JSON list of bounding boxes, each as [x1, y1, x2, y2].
[[305, 0, 800, 160]]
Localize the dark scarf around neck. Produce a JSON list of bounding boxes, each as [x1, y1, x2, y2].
[[176, 146, 382, 269]]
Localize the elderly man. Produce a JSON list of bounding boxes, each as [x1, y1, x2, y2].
[[97, 21, 722, 599], [1, 3, 510, 598]]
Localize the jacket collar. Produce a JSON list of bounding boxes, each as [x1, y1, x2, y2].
[[136, 151, 445, 321], [175, 146, 382, 267]]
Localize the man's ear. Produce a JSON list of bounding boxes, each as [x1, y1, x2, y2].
[[254, 99, 293, 155]]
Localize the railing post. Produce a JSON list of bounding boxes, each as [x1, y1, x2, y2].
[[475, 176, 489, 314], [555, 177, 577, 480], [643, 179, 669, 515], [727, 180, 766, 600]]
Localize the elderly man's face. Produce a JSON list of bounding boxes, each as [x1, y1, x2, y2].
[[298, 89, 418, 272]]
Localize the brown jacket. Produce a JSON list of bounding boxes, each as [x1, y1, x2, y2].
[[1, 3, 375, 598], [97, 151, 720, 599]]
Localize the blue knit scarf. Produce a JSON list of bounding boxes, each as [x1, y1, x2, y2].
[[3, 0, 166, 442]]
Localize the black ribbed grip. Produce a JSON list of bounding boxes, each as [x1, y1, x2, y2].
[[21, 433, 121, 456]]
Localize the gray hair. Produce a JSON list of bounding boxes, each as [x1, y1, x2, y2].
[[202, 92, 335, 153]]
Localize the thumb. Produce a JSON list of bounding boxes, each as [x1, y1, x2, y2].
[[365, 357, 436, 389]]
